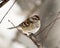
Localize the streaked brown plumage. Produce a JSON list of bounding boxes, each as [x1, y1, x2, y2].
[[8, 15, 40, 34]]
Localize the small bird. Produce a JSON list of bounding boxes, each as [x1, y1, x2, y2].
[[8, 15, 40, 34]]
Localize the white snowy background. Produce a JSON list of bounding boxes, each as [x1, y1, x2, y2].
[[0, 0, 27, 48]]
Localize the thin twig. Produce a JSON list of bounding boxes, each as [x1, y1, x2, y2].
[[8, 20, 23, 34], [0, 0, 17, 23], [35, 12, 60, 36]]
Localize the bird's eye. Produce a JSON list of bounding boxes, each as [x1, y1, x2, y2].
[[0, 0, 9, 8]]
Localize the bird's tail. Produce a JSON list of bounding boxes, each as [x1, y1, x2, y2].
[[8, 26, 18, 29]]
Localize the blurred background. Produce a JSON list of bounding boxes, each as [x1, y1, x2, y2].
[[0, 0, 60, 48]]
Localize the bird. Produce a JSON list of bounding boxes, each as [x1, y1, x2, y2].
[[8, 15, 40, 34]]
